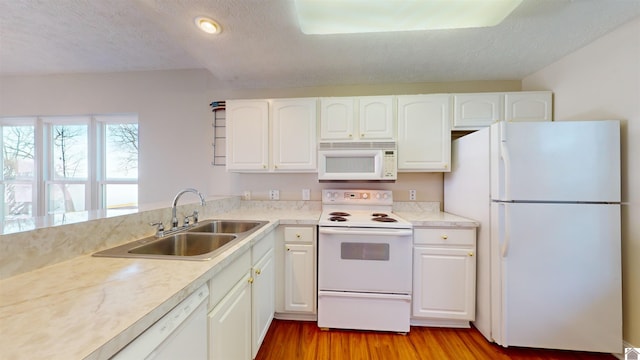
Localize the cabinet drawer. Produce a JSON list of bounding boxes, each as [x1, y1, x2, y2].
[[209, 249, 251, 310], [414, 228, 475, 246], [284, 226, 314, 243]]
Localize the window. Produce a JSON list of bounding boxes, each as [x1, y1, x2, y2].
[[1, 114, 138, 221]]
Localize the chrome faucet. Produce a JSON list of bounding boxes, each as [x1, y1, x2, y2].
[[171, 188, 206, 229]]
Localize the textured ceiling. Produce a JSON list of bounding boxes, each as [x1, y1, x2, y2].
[[1, 0, 639, 89]]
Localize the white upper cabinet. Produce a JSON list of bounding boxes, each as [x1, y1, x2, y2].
[[504, 91, 553, 122], [397, 94, 451, 172], [320, 96, 395, 141], [358, 96, 395, 140], [451, 91, 552, 130], [453, 93, 503, 130], [226, 98, 317, 172], [271, 98, 317, 171], [226, 100, 269, 171], [320, 98, 355, 140]]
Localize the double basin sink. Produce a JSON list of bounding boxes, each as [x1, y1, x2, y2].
[[93, 220, 268, 261]]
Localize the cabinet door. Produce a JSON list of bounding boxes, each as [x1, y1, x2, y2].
[[453, 93, 503, 130], [359, 96, 395, 140], [412, 247, 476, 321], [226, 100, 269, 171], [397, 94, 451, 172], [252, 248, 275, 358], [504, 91, 552, 122], [209, 273, 252, 360], [320, 98, 355, 140], [284, 243, 316, 313], [271, 98, 317, 171]]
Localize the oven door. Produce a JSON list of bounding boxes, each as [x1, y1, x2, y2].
[[318, 227, 412, 293]]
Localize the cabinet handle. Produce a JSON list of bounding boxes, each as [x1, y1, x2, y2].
[[248, 277, 254, 284], [275, 165, 278, 169], [349, 134, 352, 138], [441, 234, 448, 240], [296, 234, 301, 239], [468, 252, 474, 257], [255, 269, 261, 275], [361, 134, 364, 137], [263, 165, 267, 169], [286, 247, 290, 251]]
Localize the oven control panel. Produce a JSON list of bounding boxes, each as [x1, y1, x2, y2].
[[322, 189, 392, 205]]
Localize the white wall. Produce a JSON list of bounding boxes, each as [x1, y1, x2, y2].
[[523, 16, 640, 347], [0, 70, 214, 204]]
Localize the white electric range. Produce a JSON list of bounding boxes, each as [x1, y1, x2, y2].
[[317, 189, 413, 333]]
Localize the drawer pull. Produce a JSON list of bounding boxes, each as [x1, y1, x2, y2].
[[441, 234, 448, 240], [468, 252, 474, 257], [248, 277, 254, 284], [296, 234, 301, 239], [255, 269, 261, 275]]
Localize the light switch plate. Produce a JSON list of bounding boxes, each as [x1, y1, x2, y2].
[[302, 189, 311, 200]]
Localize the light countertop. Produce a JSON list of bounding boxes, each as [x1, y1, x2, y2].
[[0, 206, 475, 359]]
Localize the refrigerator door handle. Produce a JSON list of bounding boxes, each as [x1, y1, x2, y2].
[[501, 203, 511, 258], [500, 140, 511, 201]]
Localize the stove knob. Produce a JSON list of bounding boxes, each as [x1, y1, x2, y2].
[[383, 193, 389, 200], [375, 193, 381, 199], [362, 193, 369, 199]]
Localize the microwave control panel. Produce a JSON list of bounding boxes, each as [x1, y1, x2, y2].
[[382, 150, 397, 178]]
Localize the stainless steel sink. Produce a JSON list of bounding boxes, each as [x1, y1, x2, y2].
[[188, 220, 266, 234], [93, 219, 268, 261], [129, 233, 237, 257]]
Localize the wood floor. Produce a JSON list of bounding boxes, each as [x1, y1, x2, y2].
[[255, 320, 615, 360]]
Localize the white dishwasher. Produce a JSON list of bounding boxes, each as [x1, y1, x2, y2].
[[111, 285, 209, 360]]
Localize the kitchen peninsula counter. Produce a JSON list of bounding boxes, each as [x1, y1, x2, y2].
[[0, 200, 476, 360]]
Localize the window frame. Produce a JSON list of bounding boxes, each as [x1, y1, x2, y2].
[[0, 114, 138, 220]]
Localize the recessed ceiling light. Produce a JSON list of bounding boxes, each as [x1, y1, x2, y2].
[[195, 16, 221, 34], [295, 0, 523, 35]]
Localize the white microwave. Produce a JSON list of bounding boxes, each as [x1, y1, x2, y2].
[[317, 142, 397, 181]]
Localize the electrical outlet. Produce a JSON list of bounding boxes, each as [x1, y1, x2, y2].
[[243, 190, 251, 200], [302, 189, 311, 200], [409, 189, 417, 201], [269, 190, 280, 200]]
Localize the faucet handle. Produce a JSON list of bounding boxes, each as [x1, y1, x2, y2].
[[192, 210, 199, 224], [150, 221, 165, 237]]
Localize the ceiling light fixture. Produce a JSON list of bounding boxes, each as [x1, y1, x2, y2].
[[195, 16, 221, 34], [295, 0, 523, 35]]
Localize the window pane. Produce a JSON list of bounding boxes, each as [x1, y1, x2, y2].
[[3, 125, 35, 180], [105, 123, 138, 179], [104, 184, 138, 209], [53, 124, 88, 180], [48, 183, 85, 213], [2, 183, 33, 219]]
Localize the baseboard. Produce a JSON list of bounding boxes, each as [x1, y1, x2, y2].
[[410, 318, 471, 328], [274, 312, 317, 322]]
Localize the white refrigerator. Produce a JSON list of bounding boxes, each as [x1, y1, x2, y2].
[[444, 120, 622, 353]]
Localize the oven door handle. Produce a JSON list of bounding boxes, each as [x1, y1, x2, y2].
[[319, 227, 412, 237]]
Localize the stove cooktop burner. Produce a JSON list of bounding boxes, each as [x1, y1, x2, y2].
[[329, 216, 348, 222], [329, 212, 351, 217], [372, 217, 398, 223], [372, 213, 388, 217]]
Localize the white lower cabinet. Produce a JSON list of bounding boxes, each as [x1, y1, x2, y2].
[[275, 226, 317, 320], [209, 272, 253, 360], [412, 228, 476, 328], [208, 230, 276, 360], [251, 234, 275, 358]]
